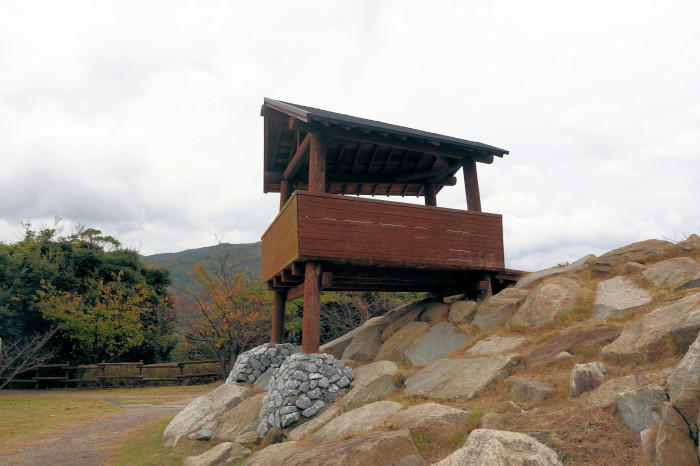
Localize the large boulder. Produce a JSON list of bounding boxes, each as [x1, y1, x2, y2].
[[341, 317, 389, 362], [654, 403, 699, 466], [596, 239, 674, 266], [288, 405, 338, 440], [242, 441, 305, 466], [338, 360, 398, 410], [386, 403, 470, 439], [593, 276, 652, 320], [679, 234, 700, 252], [448, 300, 477, 325], [404, 322, 472, 366], [516, 254, 596, 289], [420, 302, 449, 323], [525, 326, 621, 368], [311, 400, 403, 444], [670, 305, 700, 355], [509, 378, 556, 403], [667, 332, 700, 433], [615, 384, 668, 431], [676, 273, 700, 292], [569, 362, 605, 399], [601, 292, 700, 361], [321, 316, 389, 360], [163, 383, 253, 447], [642, 257, 700, 288], [285, 429, 424, 466], [382, 302, 427, 341], [404, 355, 520, 399], [510, 277, 580, 326], [471, 288, 529, 330], [465, 335, 526, 356], [212, 392, 264, 441], [580, 370, 672, 409], [184, 442, 250, 466], [434, 429, 561, 465], [375, 322, 430, 363]]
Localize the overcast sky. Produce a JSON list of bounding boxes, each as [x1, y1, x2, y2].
[[1, 1, 698, 271]]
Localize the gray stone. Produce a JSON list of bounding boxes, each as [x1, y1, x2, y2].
[[465, 335, 526, 356], [596, 239, 674, 266], [593, 276, 652, 320], [615, 384, 668, 431], [322, 316, 389, 359], [341, 323, 384, 362], [404, 322, 471, 366], [510, 277, 580, 326], [295, 395, 312, 409], [301, 400, 325, 418], [386, 402, 470, 439], [284, 430, 424, 466], [623, 261, 645, 273], [509, 378, 556, 403], [163, 383, 252, 446], [516, 254, 596, 288], [241, 441, 304, 466], [670, 305, 700, 355], [292, 370, 308, 381], [678, 234, 700, 252], [447, 300, 477, 325], [381, 302, 427, 341], [281, 411, 301, 427], [212, 392, 264, 442], [253, 367, 275, 390], [191, 427, 213, 441], [338, 360, 398, 410], [184, 442, 240, 466], [311, 401, 403, 444], [675, 273, 700, 292], [654, 402, 699, 466], [226, 342, 298, 385], [525, 326, 621, 368], [569, 362, 605, 399], [579, 371, 671, 409], [405, 354, 520, 399], [643, 257, 700, 287], [375, 321, 430, 363], [471, 287, 529, 330], [601, 292, 700, 361], [434, 429, 562, 466], [289, 405, 338, 440], [420, 301, 449, 323], [667, 332, 700, 429]]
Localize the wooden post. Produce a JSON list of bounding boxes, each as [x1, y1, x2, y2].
[[424, 183, 437, 206], [308, 132, 326, 193], [302, 262, 322, 353], [272, 290, 286, 343], [463, 160, 482, 211], [279, 179, 292, 209]]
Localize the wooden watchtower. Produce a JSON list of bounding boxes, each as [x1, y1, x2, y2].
[[260, 98, 516, 353]]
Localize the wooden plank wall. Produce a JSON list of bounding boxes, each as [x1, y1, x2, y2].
[[295, 192, 504, 271], [262, 195, 300, 280]]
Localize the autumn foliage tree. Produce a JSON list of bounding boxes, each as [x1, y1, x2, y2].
[[182, 254, 272, 375]]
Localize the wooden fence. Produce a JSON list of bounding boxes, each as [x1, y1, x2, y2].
[[2, 360, 223, 389]]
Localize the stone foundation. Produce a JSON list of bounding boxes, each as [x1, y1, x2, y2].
[[226, 343, 297, 385]]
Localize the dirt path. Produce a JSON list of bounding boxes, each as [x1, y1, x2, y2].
[[0, 398, 192, 466]]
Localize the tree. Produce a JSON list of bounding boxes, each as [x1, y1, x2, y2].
[[181, 251, 272, 375], [0, 328, 57, 389]]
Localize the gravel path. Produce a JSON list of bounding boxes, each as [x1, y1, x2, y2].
[[0, 399, 192, 466]]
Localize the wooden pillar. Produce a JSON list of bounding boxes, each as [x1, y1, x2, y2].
[[463, 160, 482, 211], [271, 290, 286, 343], [424, 183, 437, 206], [308, 132, 326, 193], [302, 262, 322, 353], [279, 179, 292, 209]]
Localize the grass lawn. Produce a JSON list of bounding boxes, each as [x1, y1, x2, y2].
[[0, 395, 117, 455]]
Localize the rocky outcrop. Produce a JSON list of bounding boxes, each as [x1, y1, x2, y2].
[[509, 378, 556, 403], [381, 303, 426, 341], [321, 316, 389, 360], [516, 254, 596, 289], [420, 302, 449, 323], [471, 288, 529, 330], [601, 292, 700, 361], [581, 370, 671, 409], [654, 403, 699, 466], [285, 430, 424, 466], [465, 335, 525, 356], [448, 300, 477, 325], [184, 442, 250, 466], [163, 383, 253, 447], [593, 276, 652, 320], [403, 322, 471, 366], [212, 392, 264, 441], [386, 403, 470, 439], [288, 405, 338, 440], [311, 400, 403, 444], [405, 354, 520, 399], [510, 277, 580, 326], [434, 429, 561, 465], [596, 239, 674, 266], [226, 343, 297, 385], [375, 322, 430, 363], [338, 360, 398, 410], [671, 305, 700, 354], [242, 441, 304, 466], [525, 326, 620, 368], [616, 384, 668, 431], [256, 353, 353, 436], [569, 362, 605, 399], [642, 257, 700, 288]]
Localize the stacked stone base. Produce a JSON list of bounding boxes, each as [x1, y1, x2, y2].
[[257, 353, 354, 436], [226, 343, 297, 385]]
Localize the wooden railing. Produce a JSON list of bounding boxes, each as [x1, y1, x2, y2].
[[1, 360, 222, 389]]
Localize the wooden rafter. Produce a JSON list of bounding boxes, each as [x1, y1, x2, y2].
[[282, 133, 311, 180]]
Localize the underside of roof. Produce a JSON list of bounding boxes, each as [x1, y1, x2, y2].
[[262, 98, 509, 197]]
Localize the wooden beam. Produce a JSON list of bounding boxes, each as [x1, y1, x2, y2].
[[308, 132, 326, 193], [287, 282, 304, 300], [302, 262, 322, 353], [424, 183, 437, 206], [463, 160, 482, 211], [271, 290, 286, 343], [282, 133, 311, 180], [265, 171, 456, 188]]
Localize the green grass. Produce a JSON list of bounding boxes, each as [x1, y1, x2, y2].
[[0, 395, 117, 454]]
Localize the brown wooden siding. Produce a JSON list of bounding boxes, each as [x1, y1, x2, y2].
[[263, 191, 504, 281], [262, 196, 299, 281]]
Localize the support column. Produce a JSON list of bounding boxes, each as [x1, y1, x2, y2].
[[308, 132, 326, 193], [463, 160, 482, 211], [279, 179, 292, 209], [424, 183, 437, 206], [302, 262, 321, 353], [271, 290, 286, 343]]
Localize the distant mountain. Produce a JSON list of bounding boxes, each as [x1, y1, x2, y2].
[[143, 242, 263, 295]]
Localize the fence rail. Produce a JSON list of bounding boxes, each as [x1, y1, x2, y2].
[[1, 359, 223, 389]]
